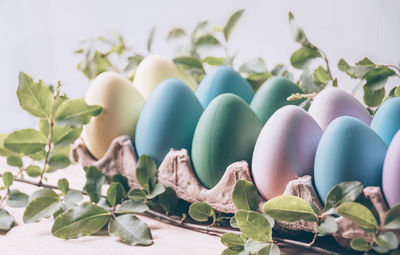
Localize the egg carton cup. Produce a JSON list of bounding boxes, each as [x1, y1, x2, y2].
[[71, 135, 399, 250]]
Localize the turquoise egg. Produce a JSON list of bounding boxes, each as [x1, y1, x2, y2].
[[195, 66, 254, 108], [371, 97, 400, 146], [135, 79, 203, 166], [314, 116, 387, 203]]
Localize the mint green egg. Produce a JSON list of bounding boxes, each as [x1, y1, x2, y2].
[[250, 76, 304, 125], [191, 94, 262, 189]]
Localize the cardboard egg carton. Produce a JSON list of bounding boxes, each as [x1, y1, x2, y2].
[[71, 135, 399, 250]]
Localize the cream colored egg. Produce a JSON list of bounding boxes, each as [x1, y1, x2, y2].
[[133, 55, 197, 98], [82, 71, 145, 159]]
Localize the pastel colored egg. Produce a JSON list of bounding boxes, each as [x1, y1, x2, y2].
[[191, 94, 262, 189], [382, 130, 400, 207], [370, 97, 400, 146], [308, 87, 372, 130], [250, 76, 304, 125], [314, 116, 387, 203], [82, 72, 145, 159], [252, 105, 323, 200], [133, 55, 197, 98], [135, 79, 203, 166], [195, 66, 254, 108]]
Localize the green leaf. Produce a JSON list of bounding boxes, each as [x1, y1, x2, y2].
[[135, 155, 157, 194], [55, 99, 102, 128], [222, 248, 245, 255], [230, 216, 239, 228], [108, 214, 152, 246], [118, 200, 149, 213], [23, 188, 61, 223], [2, 171, 14, 188], [83, 166, 106, 203], [193, 20, 208, 36], [167, 28, 186, 40], [263, 195, 318, 222], [27, 149, 46, 161], [48, 154, 71, 171], [235, 210, 272, 243], [17, 72, 54, 119], [189, 202, 216, 222], [57, 178, 69, 195], [26, 165, 42, 177], [223, 9, 245, 41], [363, 86, 385, 107], [203, 56, 226, 66], [52, 126, 82, 147], [244, 239, 268, 253], [317, 216, 338, 235], [173, 56, 204, 70], [336, 202, 378, 232], [372, 243, 390, 254], [111, 174, 130, 193], [350, 238, 370, 252], [7, 189, 28, 208], [375, 232, 398, 250], [288, 12, 311, 46], [107, 182, 126, 207], [290, 46, 321, 70], [385, 204, 400, 229], [7, 156, 23, 168], [395, 87, 400, 97], [146, 183, 165, 199], [239, 58, 267, 74], [4, 129, 47, 155], [65, 190, 83, 204], [363, 67, 395, 90], [52, 203, 110, 239], [324, 181, 364, 214], [127, 188, 147, 201], [313, 66, 330, 85], [147, 26, 156, 53], [232, 180, 259, 211], [0, 209, 14, 231], [158, 187, 178, 214], [256, 243, 280, 255], [195, 34, 220, 47], [221, 233, 246, 251], [0, 134, 20, 157], [53, 202, 76, 219], [298, 70, 324, 94], [338, 58, 375, 79]]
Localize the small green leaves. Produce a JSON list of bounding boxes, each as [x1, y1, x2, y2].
[[118, 200, 149, 213], [0, 209, 14, 231], [26, 165, 42, 177], [127, 188, 147, 201], [338, 58, 375, 79], [363, 86, 385, 107], [256, 243, 280, 255], [107, 182, 126, 207], [336, 202, 378, 232], [244, 239, 269, 253], [375, 232, 398, 250], [57, 178, 69, 195], [203, 56, 226, 66], [55, 99, 102, 128], [188, 202, 216, 223], [232, 180, 259, 211], [313, 66, 330, 85], [48, 154, 71, 171], [136, 155, 157, 194], [4, 129, 47, 155], [2, 172, 14, 188], [83, 166, 106, 203], [145, 183, 165, 199], [290, 46, 320, 70], [263, 195, 318, 222], [7, 156, 23, 168], [167, 28, 186, 40], [52, 203, 110, 239], [65, 190, 83, 204], [324, 181, 364, 214], [288, 12, 310, 46], [108, 214, 152, 246], [195, 34, 220, 47], [363, 67, 395, 90], [223, 9, 245, 41], [235, 210, 272, 243], [384, 204, 400, 230], [173, 56, 204, 70], [147, 26, 156, 53], [350, 238, 370, 252], [17, 72, 54, 120], [221, 233, 246, 251], [316, 217, 338, 236], [158, 187, 178, 214], [52, 126, 82, 147], [7, 189, 29, 208], [23, 188, 61, 223]]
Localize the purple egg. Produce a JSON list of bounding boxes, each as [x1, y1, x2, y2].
[[308, 88, 372, 130], [383, 130, 400, 207]]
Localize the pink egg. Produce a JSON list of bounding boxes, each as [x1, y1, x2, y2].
[[252, 105, 323, 200], [308, 87, 372, 130], [383, 130, 400, 207]]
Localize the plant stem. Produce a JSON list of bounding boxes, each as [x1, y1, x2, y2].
[[308, 231, 318, 246], [318, 48, 337, 87], [0, 189, 9, 208]]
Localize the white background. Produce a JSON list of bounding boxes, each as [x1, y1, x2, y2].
[[0, 0, 399, 132]]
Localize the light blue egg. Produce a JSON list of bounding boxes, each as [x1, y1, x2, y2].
[[371, 97, 400, 146], [195, 66, 254, 108], [314, 116, 387, 203], [135, 79, 203, 166]]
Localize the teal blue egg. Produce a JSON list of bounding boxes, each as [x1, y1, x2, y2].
[[195, 66, 254, 108], [371, 97, 400, 146], [314, 116, 387, 203], [135, 79, 203, 166]]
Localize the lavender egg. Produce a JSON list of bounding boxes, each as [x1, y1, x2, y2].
[[252, 105, 323, 200], [383, 130, 400, 207], [308, 87, 372, 130]]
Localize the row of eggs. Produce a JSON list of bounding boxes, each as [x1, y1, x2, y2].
[[82, 55, 400, 208]]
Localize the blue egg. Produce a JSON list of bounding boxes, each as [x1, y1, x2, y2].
[[196, 66, 254, 108], [371, 97, 400, 146], [135, 79, 203, 166], [314, 116, 387, 203]]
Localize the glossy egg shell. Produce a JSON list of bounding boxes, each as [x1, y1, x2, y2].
[[382, 130, 400, 207], [133, 55, 197, 98], [252, 105, 323, 200], [195, 66, 254, 108], [308, 87, 372, 130], [314, 116, 387, 203], [370, 97, 400, 146], [135, 79, 203, 166], [191, 94, 262, 189], [250, 76, 304, 125], [82, 71, 145, 159]]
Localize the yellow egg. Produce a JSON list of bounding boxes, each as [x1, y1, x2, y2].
[[133, 55, 197, 98], [82, 71, 145, 159]]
